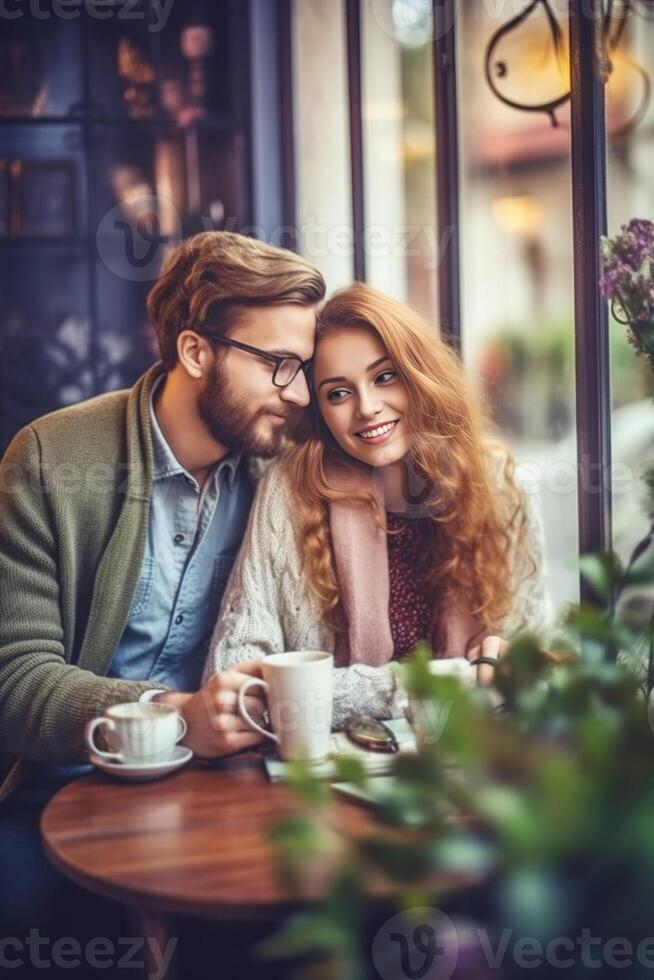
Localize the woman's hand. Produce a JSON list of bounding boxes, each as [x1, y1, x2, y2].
[[154, 660, 267, 759], [466, 634, 508, 685]]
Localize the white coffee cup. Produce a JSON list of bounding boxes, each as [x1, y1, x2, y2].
[[238, 651, 334, 762], [84, 702, 187, 765]]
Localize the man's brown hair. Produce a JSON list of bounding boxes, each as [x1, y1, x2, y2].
[[147, 231, 326, 369]]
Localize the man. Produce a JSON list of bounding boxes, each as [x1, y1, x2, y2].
[[0, 232, 324, 941]]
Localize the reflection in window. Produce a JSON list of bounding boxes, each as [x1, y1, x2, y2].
[[0, 249, 91, 447], [362, 0, 437, 324], [0, 21, 82, 119], [293, 0, 353, 291], [459, 3, 578, 613]]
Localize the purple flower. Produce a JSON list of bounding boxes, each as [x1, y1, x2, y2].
[[601, 218, 654, 369], [601, 218, 654, 320]]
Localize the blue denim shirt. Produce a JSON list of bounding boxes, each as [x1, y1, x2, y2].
[[106, 377, 254, 693]]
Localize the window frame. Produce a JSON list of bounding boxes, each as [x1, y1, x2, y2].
[[282, 0, 615, 604]]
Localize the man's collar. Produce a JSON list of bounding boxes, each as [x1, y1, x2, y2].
[[149, 374, 243, 490]]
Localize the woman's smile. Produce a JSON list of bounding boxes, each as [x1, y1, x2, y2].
[[354, 419, 399, 445]]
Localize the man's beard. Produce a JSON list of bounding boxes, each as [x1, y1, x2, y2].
[[197, 356, 290, 458]]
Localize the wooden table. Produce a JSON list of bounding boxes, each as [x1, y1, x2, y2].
[[41, 755, 474, 978]]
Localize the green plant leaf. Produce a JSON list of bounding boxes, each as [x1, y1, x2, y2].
[[579, 552, 621, 599], [284, 760, 331, 805], [359, 837, 440, 881], [267, 816, 328, 859], [332, 756, 367, 785], [259, 910, 351, 959]]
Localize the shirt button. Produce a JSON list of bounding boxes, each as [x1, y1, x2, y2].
[[174, 533, 185, 544], [175, 614, 184, 625]]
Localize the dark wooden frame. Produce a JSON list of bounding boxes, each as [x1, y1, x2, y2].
[[432, 0, 461, 348], [345, 0, 366, 281], [569, 0, 612, 596], [277, 0, 297, 249]]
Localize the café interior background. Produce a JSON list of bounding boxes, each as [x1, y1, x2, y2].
[[1, 0, 653, 616]]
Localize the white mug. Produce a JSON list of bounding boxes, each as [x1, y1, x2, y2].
[[84, 702, 187, 765], [238, 651, 334, 761]]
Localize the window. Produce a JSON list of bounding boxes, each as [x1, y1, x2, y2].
[[458, 3, 579, 609], [606, 13, 654, 566], [290, 0, 651, 620], [292, 0, 353, 291], [361, 0, 437, 322], [0, 1, 252, 452]]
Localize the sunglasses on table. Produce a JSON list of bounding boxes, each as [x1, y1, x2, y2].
[[202, 333, 312, 389]]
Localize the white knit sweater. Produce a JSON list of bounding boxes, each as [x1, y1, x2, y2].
[[204, 458, 552, 728]]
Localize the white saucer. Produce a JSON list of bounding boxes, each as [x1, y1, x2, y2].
[[88, 745, 193, 781]]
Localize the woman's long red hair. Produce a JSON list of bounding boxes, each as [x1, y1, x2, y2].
[[285, 283, 530, 640]]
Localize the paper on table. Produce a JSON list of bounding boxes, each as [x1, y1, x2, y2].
[[262, 717, 416, 782]]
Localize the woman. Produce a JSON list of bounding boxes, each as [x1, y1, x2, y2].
[[203, 284, 550, 727]]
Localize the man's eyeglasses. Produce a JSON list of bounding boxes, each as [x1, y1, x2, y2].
[[202, 334, 312, 389]]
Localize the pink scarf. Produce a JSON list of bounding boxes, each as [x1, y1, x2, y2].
[[326, 458, 485, 667]]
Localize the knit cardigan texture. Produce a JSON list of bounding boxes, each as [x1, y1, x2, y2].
[[205, 455, 553, 729], [0, 363, 171, 799]]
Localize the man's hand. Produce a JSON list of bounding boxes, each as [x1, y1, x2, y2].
[[465, 635, 508, 686], [154, 660, 268, 759]]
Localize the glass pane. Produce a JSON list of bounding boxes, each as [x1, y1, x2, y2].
[[90, 124, 187, 289], [293, 0, 353, 290], [94, 261, 158, 396], [458, 3, 579, 615], [0, 246, 91, 451], [152, 2, 239, 125], [91, 125, 247, 256], [0, 125, 87, 237], [606, 10, 654, 568], [361, 0, 437, 323], [0, 14, 82, 118], [86, 2, 237, 124], [87, 12, 161, 122]]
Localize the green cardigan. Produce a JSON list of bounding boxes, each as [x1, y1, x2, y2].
[[0, 363, 172, 800]]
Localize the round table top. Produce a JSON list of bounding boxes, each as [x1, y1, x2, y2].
[[41, 756, 383, 920]]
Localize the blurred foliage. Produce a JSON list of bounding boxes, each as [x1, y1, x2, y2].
[[481, 316, 654, 439], [266, 296, 654, 977], [265, 533, 654, 980]]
